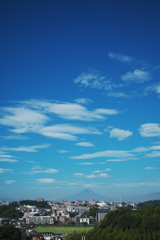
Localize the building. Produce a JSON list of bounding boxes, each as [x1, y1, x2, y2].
[[26, 216, 54, 225], [96, 210, 111, 223], [80, 218, 91, 224], [19, 205, 30, 212], [89, 199, 97, 205], [35, 197, 44, 202]]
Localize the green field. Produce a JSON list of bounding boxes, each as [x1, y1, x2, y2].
[[35, 227, 93, 234]]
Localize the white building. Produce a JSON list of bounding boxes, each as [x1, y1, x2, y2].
[[80, 218, 91, 224]]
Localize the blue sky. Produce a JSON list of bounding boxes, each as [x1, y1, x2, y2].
[[0, 0, 160, 201]]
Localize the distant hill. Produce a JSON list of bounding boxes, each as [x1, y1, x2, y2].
[[56, 189, 110, 202], [124, 192, 160, 202], [55, 189, 160, 203]]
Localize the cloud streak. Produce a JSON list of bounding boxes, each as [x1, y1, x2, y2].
[[70, 150, 134, 159]]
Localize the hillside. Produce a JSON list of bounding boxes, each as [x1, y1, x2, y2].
[[66, 207, 160, 240]]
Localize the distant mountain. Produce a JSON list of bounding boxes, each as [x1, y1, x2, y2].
[[55, 189, 160, 203], [123, 192, 160, 202], [0, 198, 16, 202], [56, 189, 110, 202]]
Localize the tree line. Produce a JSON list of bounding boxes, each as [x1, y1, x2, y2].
[[65, 206, 160, 240]]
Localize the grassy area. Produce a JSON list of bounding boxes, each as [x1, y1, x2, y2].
[[35, 227, 93, 234]]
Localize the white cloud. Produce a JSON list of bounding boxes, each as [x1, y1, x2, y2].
[[146, 151, 160, 158], [39, 124, 101, 141], [23, 169, 59, 175], [87, 174, 96, 178], [0, 100, 119, 140], [0, 144, 51, 152], [0, 107, 48, 133], [139, 182, 160, 186], [144, 167, 158, 170], [139, 123, 160, 137], [0, 158, 18, 163], [0, 168, 13, 173], [0, 154, 15, 158], [145, 82, 160, 96], [26, 160, 35, 163], [76, 163, 94, 165], [108, 52, 132, 63], [109, 128, 133, 141], [2, 135, 28, 140], [73, 73, 106, 88], [99, 173, 108, 177], [84, 184, 96, 188], [111, 183, 140, 187], [107, 92, 128, 98], [70, 150, 134, 159], [26, 99, 118, 121], [37, 178, 56, 183], [93, 170, 100, 173], [57, 150, 70, 153], [75, 98, 92, 104], [121, 69, 150, 83], [74, 173, 84, 176], [105, 168, 111, 171], [87, 173, 108, 178], [150, 145, 160, 150], [131, 147, 149, 152], [106, 158, 134, 162], [5, 180, 16, 184], [32, 166, 42, 169], [75, 142, 94, 147]]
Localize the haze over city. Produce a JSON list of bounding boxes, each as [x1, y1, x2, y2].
[[0, 0, 160, 201]]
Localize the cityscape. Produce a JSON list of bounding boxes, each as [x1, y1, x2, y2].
[[0, 0, 160, 239], [0, 194, 139, 239]]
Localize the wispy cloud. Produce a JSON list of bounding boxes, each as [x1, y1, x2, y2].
[[144, 82, 160, 96], [131, 147, 149, 152], [0, 144, 51, 152], [36, 178, 56, 183], [121, 69, 150, 83], [57, 150, 70, 153], [0, 168, 13, 173], [24, 99, 119, 121], [146, 151, 160, 158], [109, 128, 133, 141], [105, 168, 111, 171], [107, 92, 128, 98], [0, 100, 119, 142], [0, 158, 18, 163], [0, 106, 49, 133], [74, 173, 84, 176], [106, 158, 137, 162], [39, 124, 101, 141], [139, 123, 160, 137], [22, 168, 59, 175], [71, 150, 134, 160], [87, 174, 96, 178], [84, 184, 96, 188], [111, 183, 140, 187], [108, 52, 132, 63], [76, 162, 94, 165], [144, 167, 159, 170], [73, 72, 107, 89], [75, 142, 94, 147], [75, 98, 93, 104], [5, 180, 16, 184], [26, 160, 35, 163], [1, 135, 28, 140], [87, 173, 108, 178]]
